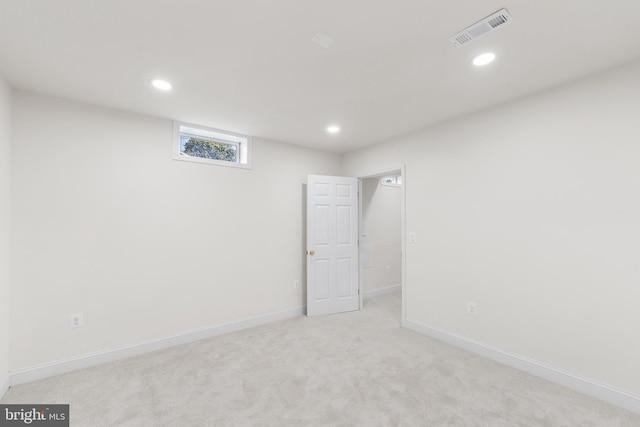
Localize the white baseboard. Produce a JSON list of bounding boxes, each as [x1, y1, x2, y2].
[[0, 373, 9, 399], [364, 283, 401, 300], [405, 319, 640, 415], [10, 306, 305, 387]]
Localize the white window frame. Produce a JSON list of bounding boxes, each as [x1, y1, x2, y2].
[[173, 121, 252, 169]]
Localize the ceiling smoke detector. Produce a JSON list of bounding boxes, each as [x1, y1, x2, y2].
[[449, 8, 512, 47], [312, 33, 335, 48]]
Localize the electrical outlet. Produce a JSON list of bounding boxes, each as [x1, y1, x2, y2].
[[293, 280, 300, 289], [70, 313, 83, 328], [386, 266, 391, 273], [467, 302, 477, 315], [409, 232, 417, 243]]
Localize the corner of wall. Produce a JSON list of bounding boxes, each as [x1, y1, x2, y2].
[[0, 74, 11, 400], [0, 375, 9, 399]]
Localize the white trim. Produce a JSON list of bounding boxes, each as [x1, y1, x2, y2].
[[0, 374, 9, 399], [10, 306, 304, 386], [356, 166, 405, 180], [405, 319, 640, 415], [363, 284, 401, 300], [358, 178, 364, 311], [400, 165, 406, 327]]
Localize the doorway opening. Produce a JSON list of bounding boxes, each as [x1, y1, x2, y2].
[[358, 167, 406, 325]]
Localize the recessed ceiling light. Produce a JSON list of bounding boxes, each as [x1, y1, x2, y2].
[[473, 53, 496, 66], [151, 79, 172, 91], [327, 125, 340, 134]]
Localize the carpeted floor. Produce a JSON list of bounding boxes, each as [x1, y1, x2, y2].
[[2, 291, 639, 426]]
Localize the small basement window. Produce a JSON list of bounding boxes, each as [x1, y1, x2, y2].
[[380, 175, 402, 187], [173, 122, 251, 168]]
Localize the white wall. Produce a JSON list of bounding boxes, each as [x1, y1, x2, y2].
[[361, 177, 401, 293], [10, 91, 341, 370], [0, 76, 11, 389], [342, 60, 640, 395]]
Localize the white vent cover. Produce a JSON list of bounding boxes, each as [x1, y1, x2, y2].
[[449, 8, 512, 47]]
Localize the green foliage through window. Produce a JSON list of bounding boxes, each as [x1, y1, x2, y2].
[[174, 122, 250, 168], [183, 137, 237, 162]]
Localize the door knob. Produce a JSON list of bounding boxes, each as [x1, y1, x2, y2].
[[309, 250, 315, 256]]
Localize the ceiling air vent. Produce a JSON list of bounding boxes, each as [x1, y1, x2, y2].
[[449, 8, 512, 47]]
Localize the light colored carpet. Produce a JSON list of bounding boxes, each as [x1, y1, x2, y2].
[[2, 291, 639, 426]]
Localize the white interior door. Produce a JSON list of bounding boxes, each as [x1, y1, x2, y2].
[[306, 175, 359, 316]]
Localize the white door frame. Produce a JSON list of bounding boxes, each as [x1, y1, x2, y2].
[[357, 165, 407, 326]]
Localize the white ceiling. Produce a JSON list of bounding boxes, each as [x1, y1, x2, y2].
[[1, 0, 640, 153]]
